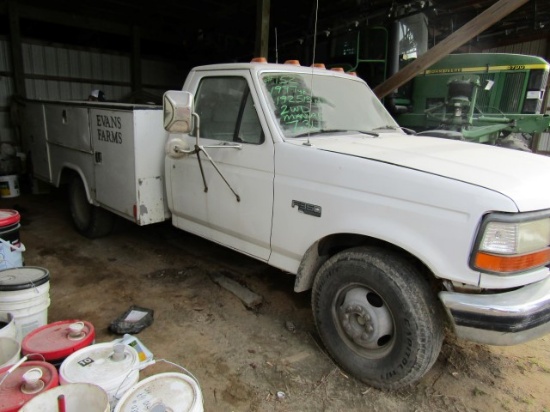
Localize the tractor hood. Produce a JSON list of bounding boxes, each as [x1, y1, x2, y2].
[[291, 132, 550, 212]]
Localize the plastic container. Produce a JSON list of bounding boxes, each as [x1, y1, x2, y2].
[[0, 267, 50, 338], [0, 360, 59, 412], [0, 210, 24, 270], [59, 342, 140, 409], [18, 383, 109, 412], [0, 337, 20, 369], [0, 176, 19, 199], [114, 371, 204, 412], [22, 320, 95, 368]]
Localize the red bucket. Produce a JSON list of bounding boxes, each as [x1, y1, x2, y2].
[[22, 320, 95, 368], [0, 360, 59, 412]]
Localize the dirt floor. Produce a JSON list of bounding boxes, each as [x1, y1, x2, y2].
[[3, 189, 550, 411]]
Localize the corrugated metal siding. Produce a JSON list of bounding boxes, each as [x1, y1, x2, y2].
[[483, 38, 548, 57], [22, 42, 132, 101], [142, 58, 184, 91], [0, 38, 15, 143], [0, 37, 181, 144]]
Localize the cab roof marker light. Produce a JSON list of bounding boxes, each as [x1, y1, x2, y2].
[[312, 63, 326, 69], [331, 67, 345, 72], [251, 57, 267, 63], [284, 60, 300, 65]]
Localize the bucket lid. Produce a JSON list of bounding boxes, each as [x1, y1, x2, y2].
[[0, 210, 20, 227], [0, 361, 59, 412], [114, 372, 202, 412], [22, 320, 95, 361], [60, 342, 139, 388], [0, 267, 50, 291]]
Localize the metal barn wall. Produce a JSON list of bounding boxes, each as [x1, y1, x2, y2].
[[0, 36, 184, 147], [482, 38, 549, 58], [0, 38, 15, 145]]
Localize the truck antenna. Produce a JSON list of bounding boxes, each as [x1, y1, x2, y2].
[[305, 0, 319, 146], [275, 27, 279, 63]]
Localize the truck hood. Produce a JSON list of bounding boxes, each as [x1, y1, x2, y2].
[[291, 133, 550, 212]]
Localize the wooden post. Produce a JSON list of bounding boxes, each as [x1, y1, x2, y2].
[[373, 0, 530, 99], [255, 0, 270, 58], [132, 25, 142, 93], [8, 0, 26, 97]]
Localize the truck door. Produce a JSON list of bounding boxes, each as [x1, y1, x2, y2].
[[166, 72, 274, 260]]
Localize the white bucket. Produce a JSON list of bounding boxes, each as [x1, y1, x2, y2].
[[114, 372, 204, 412], [0, 336, 21, 369], [0, 267, 50, 339], [18, 383, 110, 412], [0, 175, 19, 198], [0, 312, 19, 342], [60, 342, 140, 409]]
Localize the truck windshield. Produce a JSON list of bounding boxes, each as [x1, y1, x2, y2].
[[261, 72, 399, 138]]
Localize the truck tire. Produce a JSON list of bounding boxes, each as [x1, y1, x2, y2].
[[312, 246, 444, 390], [69, 176, 115, 238]]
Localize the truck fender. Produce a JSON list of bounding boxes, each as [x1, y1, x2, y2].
[[58, 166, 95, 205], [295, 240, 328, 293]]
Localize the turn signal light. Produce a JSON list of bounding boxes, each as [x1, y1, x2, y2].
[[474, 248, 550, 273]]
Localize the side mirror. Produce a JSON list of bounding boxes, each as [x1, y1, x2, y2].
[[163, 91, 194, 133]]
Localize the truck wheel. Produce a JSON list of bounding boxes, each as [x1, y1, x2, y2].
[[312, 246, 443, 389], [69, 176, 114, 238]]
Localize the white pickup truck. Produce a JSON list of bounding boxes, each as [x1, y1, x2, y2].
[[16, 60, 550, 389]]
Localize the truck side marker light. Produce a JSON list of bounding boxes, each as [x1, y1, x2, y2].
[[475, 248, 550, 273]]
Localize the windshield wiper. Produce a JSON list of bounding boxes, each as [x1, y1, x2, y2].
[[373, 125, 416, 135], [294, 129, 379, 138]]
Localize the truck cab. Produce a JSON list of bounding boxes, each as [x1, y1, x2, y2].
[[163, 61, 550, 389]]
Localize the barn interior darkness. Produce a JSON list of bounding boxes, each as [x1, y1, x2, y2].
[[1, 0, 549, 70]]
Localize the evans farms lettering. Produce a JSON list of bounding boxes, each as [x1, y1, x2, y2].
[[96, 114, 123, 144]]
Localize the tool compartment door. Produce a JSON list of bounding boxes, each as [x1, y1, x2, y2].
[[91, 108, 137, 219]]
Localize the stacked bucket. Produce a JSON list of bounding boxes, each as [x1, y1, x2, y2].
[[0, 208, 204, 411]]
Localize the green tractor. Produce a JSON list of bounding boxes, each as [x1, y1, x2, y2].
[[397, 53, 550, 152]]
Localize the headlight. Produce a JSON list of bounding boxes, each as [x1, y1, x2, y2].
[[472, 212, 550, 274]]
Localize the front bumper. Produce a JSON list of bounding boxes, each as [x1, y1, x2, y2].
[[439, 276, 550, 346]]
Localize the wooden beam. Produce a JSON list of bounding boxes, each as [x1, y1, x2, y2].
[[8, 0, 26, 97], [373, 0, 530, 99], [131, 25, 142, 92], [255, 0, 270, 58]]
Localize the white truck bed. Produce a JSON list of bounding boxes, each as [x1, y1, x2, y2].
[[20, 99, 170, 225]]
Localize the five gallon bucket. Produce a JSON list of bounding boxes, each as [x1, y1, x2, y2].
[[18, 383, 109, 412], [0, 267, 50, 339], [0, 360, 59, 412], [114, 372, 204, 412], [59, 342, 140, 409], [0, 336, 20, 369], [22, 320, 95, 368], [0, 210, 24, 270], [0, 175, 19, 199]]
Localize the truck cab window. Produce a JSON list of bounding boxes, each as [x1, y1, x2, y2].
[[194, 77, 263, 144]]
